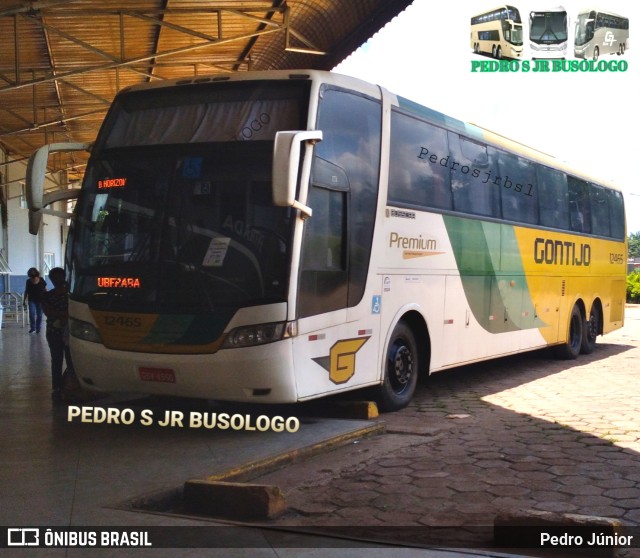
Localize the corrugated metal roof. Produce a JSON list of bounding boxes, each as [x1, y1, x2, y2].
[[0, 0, 413, 182]]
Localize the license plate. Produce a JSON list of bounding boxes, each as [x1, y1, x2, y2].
[[139, 367, 176, 383]]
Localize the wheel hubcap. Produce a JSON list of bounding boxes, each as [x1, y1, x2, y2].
[[391, 344, 413, 390]]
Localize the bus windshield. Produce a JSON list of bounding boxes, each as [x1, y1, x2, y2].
[[505, 23, 524, 45], [530, 11, 567, 44], [67, 80, 310, 314], [506, 6, 521, 23], [575, 13, 595, 46]]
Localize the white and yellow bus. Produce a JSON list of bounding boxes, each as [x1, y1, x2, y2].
[[27, 71, 626, 411], [471, 5, 524, 59], [529, 6, 568, 59], [574, 9, 629, 60]]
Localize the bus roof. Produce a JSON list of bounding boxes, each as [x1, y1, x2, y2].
[[530, 6, 567, 14], [471, 5, 520, 19], [115, 69, 622, 194], [576, 8, 628, 19], [392, 93, 621, 193]]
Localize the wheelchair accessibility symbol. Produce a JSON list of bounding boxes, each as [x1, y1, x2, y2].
[[372, 295, 381, 315]]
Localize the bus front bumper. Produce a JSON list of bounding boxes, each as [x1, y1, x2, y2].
[[70, 337, 299, 403]]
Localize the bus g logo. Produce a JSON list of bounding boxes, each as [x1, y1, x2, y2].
[[313, 337, 369, 384], [604, 31, 616, 47]]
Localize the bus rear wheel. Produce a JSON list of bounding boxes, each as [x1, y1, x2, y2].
[[377, 321, 418, 412], [593, 46, 599, 61], [581, 304, 600, 354], [554, 304, 583, 360]]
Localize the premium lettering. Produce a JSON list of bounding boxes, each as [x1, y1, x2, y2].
[[390, 232, 437, 251]]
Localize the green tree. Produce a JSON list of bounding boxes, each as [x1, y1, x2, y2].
[[628, 271, 640, 303], [630, 231, 640, 259]]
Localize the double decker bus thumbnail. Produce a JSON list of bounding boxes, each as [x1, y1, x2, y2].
[[471, 5, 524, 59]]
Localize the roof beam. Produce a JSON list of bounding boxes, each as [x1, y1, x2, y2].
[[0, 5, 290, 93], [0, 26, 284, 93], [0, 0, 77, 18]]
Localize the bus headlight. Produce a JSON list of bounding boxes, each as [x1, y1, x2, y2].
[[69, 317, 103, 344], [222, 321, 296, 349]]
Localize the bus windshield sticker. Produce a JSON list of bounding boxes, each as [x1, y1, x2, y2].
[[383, 276, 391, 292], [182, 157, 203, 179], [372, 295, 381, 315], [91, 193, 108, 223], [202, 237, 231, 267]]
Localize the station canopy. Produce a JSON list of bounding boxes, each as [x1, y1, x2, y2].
[[0, 0, 413, 183]]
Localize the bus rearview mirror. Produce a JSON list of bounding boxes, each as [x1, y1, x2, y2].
[[26, 142, 91, 211], [272, 130, 323, 218]]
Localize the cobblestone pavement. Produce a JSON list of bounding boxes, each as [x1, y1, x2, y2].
[[251, 307, 640, 552]]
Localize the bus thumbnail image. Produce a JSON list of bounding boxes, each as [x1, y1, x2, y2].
[[529, 6, 568, 59], [471, 5, 524, 59], [574, 9, 629, 60]]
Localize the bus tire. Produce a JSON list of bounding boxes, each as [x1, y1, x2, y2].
[[377, 321, 418, 412], [554, 304, 583, 360], [496, 46, 502, 59], [581, 304, 600, 354], [593, 46, 599, 61], [492, 45, 497, 57]]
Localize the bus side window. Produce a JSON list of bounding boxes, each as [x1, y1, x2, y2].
[[496, 150, 538, 224], [388, 110, 452, 211], [608, 190, 625, 240], [450, 134, 498, 218], [299, 86, 381, 317], [590, 184, 610, 237], [301, 185, 346, 272], [537, 166, 569, 230], [298, 182, 348, 318], [568, 176, 591, 234]]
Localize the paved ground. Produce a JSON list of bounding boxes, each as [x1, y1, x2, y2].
[[249, 307, 640, 553], [2, 307, 639, 557]]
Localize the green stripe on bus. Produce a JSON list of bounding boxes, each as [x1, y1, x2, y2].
[[443, 215, 546, 333]]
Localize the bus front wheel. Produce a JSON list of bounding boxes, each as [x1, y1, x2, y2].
[[554, 304, 583, 360], [377, 321, 418, 412], [593, 46, 599, 61], [581, 304, 600, 354]]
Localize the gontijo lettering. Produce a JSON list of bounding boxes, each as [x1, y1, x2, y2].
[[534, 238, 591, 266]]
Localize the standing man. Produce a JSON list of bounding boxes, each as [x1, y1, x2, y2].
[[41, 267, 73, 400], [23, 267, 47, 333]]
